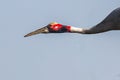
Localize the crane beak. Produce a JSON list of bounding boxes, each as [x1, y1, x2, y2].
[[24, 26, 49, 37]]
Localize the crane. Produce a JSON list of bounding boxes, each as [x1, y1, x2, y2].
[[24, 7, 120, 37]]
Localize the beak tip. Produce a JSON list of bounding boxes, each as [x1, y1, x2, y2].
[[24, 35, 28, 37], [24, 34, 30, 37]]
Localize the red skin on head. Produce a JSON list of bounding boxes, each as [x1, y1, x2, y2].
[[50, 24, 62, 31], [50, 23, 71, 32]]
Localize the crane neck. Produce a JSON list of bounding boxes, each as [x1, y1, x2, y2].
[[70, 26, 88, 34], [70, 24, 112, 34]]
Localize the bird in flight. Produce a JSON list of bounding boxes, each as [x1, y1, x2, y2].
[[24, 7, 120, 37]]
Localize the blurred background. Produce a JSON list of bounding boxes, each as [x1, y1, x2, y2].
[[0, 0, 120, 80]]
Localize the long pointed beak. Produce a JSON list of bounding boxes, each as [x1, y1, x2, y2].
[[24, 26, 49, 37]]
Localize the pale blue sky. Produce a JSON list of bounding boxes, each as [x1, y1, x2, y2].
[[0, 0, 120, 80]]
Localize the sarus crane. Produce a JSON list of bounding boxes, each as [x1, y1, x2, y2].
[[24, 7, 120, 37]]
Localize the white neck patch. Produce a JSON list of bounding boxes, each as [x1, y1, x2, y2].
[[70, 26, 84, 33]]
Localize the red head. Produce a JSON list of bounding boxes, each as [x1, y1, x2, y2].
[[48, 22, 71, 33]]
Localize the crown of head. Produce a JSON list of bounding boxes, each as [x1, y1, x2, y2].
[[50, 22, 58, 25]]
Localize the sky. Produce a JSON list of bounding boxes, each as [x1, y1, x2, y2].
[[0, 0, 120, 80]]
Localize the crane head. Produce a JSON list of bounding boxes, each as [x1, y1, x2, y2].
[[24, 22, 71, 37]]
